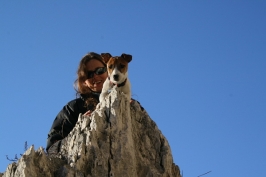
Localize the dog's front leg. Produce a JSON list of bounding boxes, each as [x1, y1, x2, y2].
[[122, 81, 131, 102], [99, 79, 110, 102]]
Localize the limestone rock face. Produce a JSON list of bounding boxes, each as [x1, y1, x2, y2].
[[1, 89, 181, 177], [1, 146, 65, 177]]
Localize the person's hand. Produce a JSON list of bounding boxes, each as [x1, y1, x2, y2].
[[84, 110, 92, 116]]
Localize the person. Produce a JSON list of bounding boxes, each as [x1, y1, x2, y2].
[[46, 52, 108, 154]]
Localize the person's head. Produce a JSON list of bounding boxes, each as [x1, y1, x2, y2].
[[75, 52, 108, 94]]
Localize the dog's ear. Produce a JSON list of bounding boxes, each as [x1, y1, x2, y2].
[[101, 53, 112, 63], [121, 53, 132, 63]]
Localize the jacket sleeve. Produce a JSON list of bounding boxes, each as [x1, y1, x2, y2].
[[46, 99, 85, 151]]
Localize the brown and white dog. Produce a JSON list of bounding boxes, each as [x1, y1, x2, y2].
[[99, 53, 132, 102]]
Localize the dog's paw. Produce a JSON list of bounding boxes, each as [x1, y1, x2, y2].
[[96, 103, 101, 109], [99, 94, 104, 103]]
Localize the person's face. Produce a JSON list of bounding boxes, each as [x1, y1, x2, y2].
[[84, 59, 108, 92]]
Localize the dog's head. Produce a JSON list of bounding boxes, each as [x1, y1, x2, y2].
[[101, 53, 132, 84]]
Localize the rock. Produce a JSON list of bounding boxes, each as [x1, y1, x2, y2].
[[1, 88, 181, 177], [1, 146, 65, 177]]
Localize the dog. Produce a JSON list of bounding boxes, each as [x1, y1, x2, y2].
[[99, 53, 132, 103]]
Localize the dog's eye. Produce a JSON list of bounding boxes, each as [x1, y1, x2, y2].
[[109, 64, 113, 69], [120, 64, 125, 69]]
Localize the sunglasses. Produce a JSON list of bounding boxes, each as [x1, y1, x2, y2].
[[86, 67, 107, 79]]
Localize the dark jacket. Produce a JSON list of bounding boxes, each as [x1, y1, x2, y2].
[[46, 92, 100, 151]]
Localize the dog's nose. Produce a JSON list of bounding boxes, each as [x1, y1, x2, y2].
[[113, 74, 119, 81]]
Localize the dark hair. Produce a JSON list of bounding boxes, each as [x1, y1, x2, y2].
[[74, 52, 106, 110]]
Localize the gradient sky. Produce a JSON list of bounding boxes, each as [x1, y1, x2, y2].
[[1, 1, 265, 176]]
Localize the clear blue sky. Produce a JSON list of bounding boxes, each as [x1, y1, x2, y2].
[[1, 1, 265, 176]]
